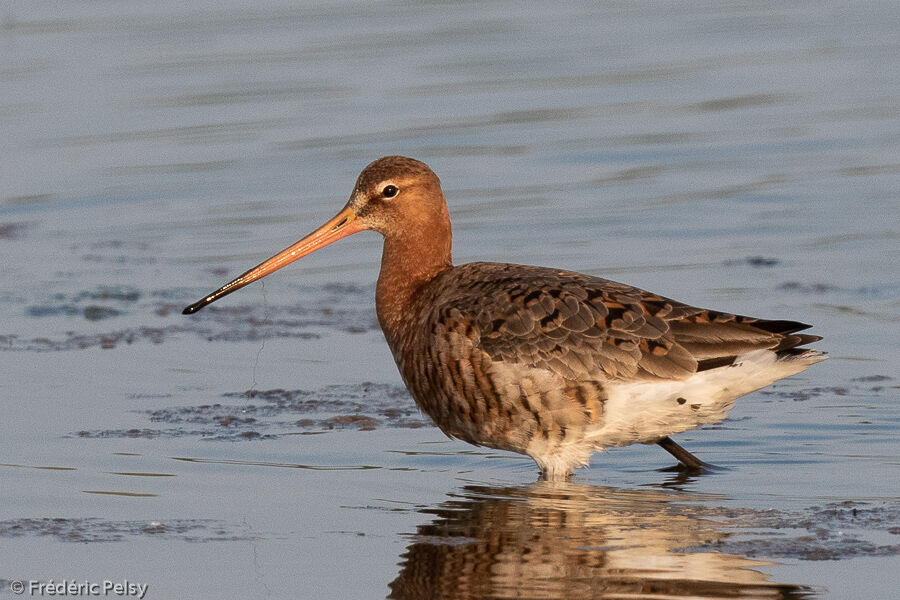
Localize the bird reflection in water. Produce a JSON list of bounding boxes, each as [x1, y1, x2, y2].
[[389, 483, 815, 600]]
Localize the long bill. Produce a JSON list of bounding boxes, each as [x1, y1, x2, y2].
[[182, 204, 363, 314]]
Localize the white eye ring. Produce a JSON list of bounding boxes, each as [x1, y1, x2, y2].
[[381, 184, 399, 198]]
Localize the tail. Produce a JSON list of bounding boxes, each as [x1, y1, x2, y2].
[[750, 319, 823, 352], [755, 319, 827, 366], [695, 318, 825, 372]]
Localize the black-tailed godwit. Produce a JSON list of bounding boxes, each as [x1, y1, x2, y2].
[[184, 156, 825, 480]]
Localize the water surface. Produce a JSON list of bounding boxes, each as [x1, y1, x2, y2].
[[2, 1, 898, 598]]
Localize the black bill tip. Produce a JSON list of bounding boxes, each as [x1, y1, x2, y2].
[[182, 300, 208, 315]]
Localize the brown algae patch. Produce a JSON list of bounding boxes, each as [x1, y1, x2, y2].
[[684, 501, 900, 560], [0, 221, 30, 240], [3, 284, 379, 351], [723, 256, 780, 267], [74, 382, 426, 440], [25, 286, 140, 321], [778, 280, 900, 299], [758, 375, 894, 402], [0, 517, 256, 543]]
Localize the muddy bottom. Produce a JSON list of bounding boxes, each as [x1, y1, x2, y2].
[[0, 518, 255, 544], [2, 283, 379, 351], [73, 382, 425, 441]]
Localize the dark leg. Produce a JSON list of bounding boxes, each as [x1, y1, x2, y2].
[[657, 436, 711, 470]]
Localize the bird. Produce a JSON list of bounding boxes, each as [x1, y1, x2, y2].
[[183, 156, 826, 480]]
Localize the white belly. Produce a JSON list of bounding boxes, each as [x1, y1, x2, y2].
[[591, 349, 825, 448]]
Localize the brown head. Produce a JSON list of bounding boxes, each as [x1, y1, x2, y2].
[[182, 156, 453, 314]]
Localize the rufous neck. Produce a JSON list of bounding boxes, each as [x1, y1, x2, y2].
[[375, 223, 452, 342]]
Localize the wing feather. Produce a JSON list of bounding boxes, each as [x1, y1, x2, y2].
[[424, 262, 818, 382]]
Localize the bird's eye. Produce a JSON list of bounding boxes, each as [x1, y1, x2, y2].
[[381, 184, 399, 198]]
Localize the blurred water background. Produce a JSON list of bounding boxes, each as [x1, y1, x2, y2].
[[1, 1, 898, 598]]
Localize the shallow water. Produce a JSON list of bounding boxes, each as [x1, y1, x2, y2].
[[2, 1, 899, 599]]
